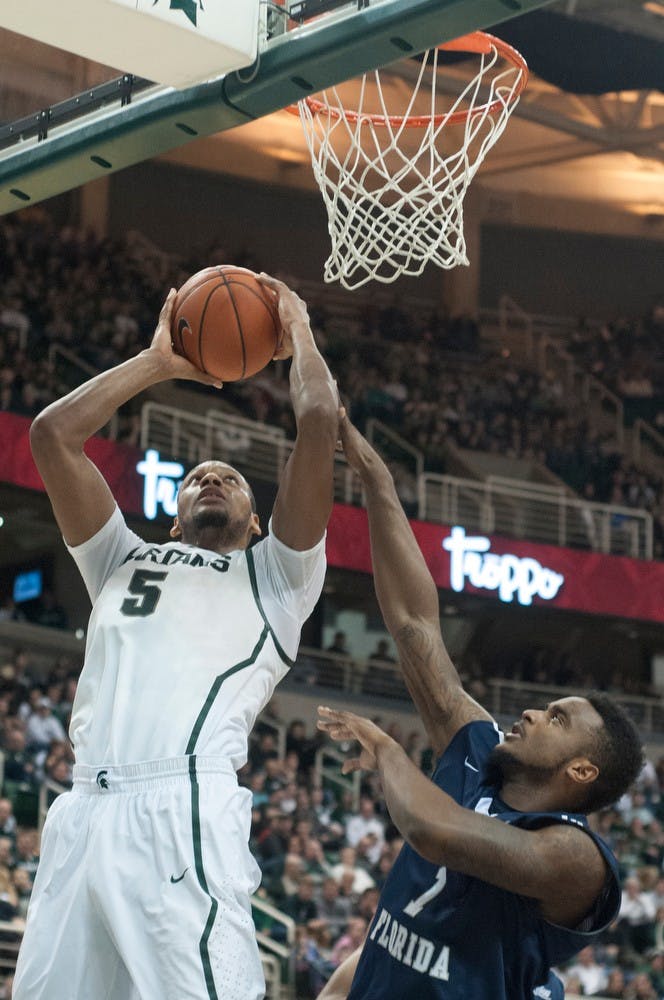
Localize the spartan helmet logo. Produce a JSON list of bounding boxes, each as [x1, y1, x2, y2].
[[152, 0, 205, 28], [96, 770, 109, 790]]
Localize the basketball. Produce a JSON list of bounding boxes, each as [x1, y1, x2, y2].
[[171, 265, 282, 382]]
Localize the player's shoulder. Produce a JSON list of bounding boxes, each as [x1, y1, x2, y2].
[[438, 718, 502, 767]]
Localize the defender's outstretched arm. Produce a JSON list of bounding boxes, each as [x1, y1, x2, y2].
[[340, 412, 491, 754]]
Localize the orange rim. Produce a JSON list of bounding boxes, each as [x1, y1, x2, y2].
[[285, 31, 528, 127]]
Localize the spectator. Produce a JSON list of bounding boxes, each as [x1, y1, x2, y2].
[[0, 800, 16, 840], [356, 886, 380, 925], [367, 639, 395, 664], [300, 836, 332, 882], [0, 598, 25, 624], [345, 796, 385, 866], [319, 632, 352, 689], [0, 867, 18, 921], [268, 853, 304, 907], [618, 875, 656, 954], [12, 867, 32, 919], [283, 874, 320, 924], [330, 915, 367, 968], [0, 839, 14, 872], [285, 720, 321, 775], [326, 632, 350, 657], [14, 829, 39, 882], [330, 846, 375, 895], [563, 944, 608, 996], [33, 590, 68, 630], [603, 966, 627, 998], [25, 697, 66, 757], [294, 921, 334, 999], [1, 724, 36, 788], [625, 970, 658, 999], [316, 877, 352, 937], [17, 688, 44, 725]]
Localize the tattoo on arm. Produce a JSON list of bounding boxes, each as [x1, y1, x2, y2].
[[394, 622, 491, 743]]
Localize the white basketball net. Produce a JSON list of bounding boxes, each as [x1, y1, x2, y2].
[[297, 36, 526, 290]]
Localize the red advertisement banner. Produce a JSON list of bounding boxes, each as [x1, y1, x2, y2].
[[2, 414, 663, 622], [327, 505, 664, 624], [0, 413, 143, 515]]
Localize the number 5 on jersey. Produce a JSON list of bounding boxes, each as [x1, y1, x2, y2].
[[120, 569, 167, 617]]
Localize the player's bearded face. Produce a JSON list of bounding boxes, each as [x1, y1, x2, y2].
[[191, 506, 248, 539], [484, 743, 562, 790]]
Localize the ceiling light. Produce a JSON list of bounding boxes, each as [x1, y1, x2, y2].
[[643, 1, 664, 15], [262, 145, 308, 164], [627, 201, 664, 216]]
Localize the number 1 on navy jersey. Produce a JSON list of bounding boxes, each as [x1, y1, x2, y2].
[[403, 866, 447, 917], [120, 569, 167, 617]]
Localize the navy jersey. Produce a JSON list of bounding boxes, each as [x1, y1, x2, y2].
[[348, 721, 620, 1000]]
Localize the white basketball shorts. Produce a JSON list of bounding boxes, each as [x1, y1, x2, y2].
[[13, 756, 265, 1000]]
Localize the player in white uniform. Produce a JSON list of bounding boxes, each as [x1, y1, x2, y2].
[[13, 275, 338, 1000]]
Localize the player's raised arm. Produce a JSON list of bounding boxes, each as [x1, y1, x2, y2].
[[30, 289, 221, 547], [257, 274, 338, 550], [339, 412, 491, 754]]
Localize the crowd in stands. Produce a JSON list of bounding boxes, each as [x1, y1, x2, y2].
[[1, 208, 664, 994], [0, 208, 663, 557], [568, 309, 664, 428], [233, 703, 664, 998], [0, 644, 79, 997], [1, 633, 664, 996]]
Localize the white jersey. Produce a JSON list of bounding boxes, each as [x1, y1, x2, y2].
[[66, 505, 325, 768]]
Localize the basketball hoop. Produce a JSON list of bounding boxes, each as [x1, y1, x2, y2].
[[289, 32, 528, 290]]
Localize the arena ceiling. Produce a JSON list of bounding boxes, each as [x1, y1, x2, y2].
[[158, 0, 664, 226], [0, 1, 662, 223]]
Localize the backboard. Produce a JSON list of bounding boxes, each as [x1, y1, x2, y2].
[[1, 0, 259, 90], [0, 0, 556, 215]]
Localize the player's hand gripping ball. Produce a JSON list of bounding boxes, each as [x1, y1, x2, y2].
[[171, 265, 282, 382]]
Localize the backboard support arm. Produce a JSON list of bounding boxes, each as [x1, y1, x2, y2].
[[0, 0, 554, 215]]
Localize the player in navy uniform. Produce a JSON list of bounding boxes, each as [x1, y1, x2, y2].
[[316, 412, 643, 1000]]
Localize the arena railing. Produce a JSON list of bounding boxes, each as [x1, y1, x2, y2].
[[250, 714, 287, 761], [253, 898, 296, 1000], [289, 650, 664, 742], [0, 918, 25, 973], [487, 678, 664, 739], [141, 403, 652, 558], [632, 418, 664, 473], [141, 401, 364, 507], [419, 472, 652, 559], [259, 949, 288, 1000], [47, 344, 119, 439], [314, 745, 361, 813], [3, 620, 662, 746], [366, 418, 424, 481], [493, 296, 664, 457], [37, 777, 70, 834]]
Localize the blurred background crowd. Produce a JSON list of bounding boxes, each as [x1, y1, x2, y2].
[[0, 638, 661, 996], [1, 208, 663, 558], [0, 206, 663, 997]]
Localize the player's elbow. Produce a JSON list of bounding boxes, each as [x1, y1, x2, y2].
[[403, 819, 448, 867], [30, 408, 60, 455], [30, 404, 75, 461]]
